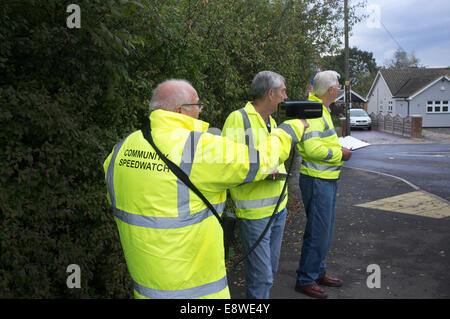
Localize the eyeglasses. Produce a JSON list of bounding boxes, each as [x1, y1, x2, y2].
[[334, 85, 343, 90], [181, 103, 204, 110]]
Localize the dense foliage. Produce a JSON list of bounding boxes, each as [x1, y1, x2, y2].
[[0, 0, 363, 298]]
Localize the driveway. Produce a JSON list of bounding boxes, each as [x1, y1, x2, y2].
[[350, 127, 450, 144]]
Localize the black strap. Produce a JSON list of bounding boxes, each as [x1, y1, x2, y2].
[[232, 146, 294, 268], [141, 116, 223, 227]]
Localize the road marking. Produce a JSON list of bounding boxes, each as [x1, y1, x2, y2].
[[387, 151, 450, 158], [355, 191, 450, 219], [345, 166, 420, 190]]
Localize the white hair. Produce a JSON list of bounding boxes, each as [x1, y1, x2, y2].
[[149, 79, 193, 111], [312, 70, 341, 96], [251, 71, 285, 100]]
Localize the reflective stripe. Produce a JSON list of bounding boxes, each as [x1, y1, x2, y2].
[[234, 193, 287, 209], [323, 115, 330, 130], [106, 135, 130, 208], [323, 148, 333, 162], [277, 123, 299, 144], [301, 128, 336, 142], [242, 145, 260, 183], [133, 275, 228, 299], [302, 159, 340, 172], [107, 130, 224, 229], [177, 131, 203, 217], [239, 108, 255, 147], [239, 109, 260, 184], [113, 201, 226, 229]]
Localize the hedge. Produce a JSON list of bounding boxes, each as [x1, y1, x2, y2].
[[0, 0, 362, 298]]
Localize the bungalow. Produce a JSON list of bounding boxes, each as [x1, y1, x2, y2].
[[366, 67, 450, 127]]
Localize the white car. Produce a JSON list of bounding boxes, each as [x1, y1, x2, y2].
[[350, 108, 372, 130]]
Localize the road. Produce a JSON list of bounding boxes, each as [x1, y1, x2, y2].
[[228, 130, 450, 300], [345, 139, 450, 202]]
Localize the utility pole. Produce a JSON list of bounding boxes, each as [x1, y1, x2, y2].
[[344, 0, 351, 136]]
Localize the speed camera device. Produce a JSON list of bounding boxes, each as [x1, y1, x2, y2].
[[279, 101, 323, 119]]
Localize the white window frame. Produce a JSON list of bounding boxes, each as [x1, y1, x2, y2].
[[388, 100, 393, 113], [426, 100, 449, 113]]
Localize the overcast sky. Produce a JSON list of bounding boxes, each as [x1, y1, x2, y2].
[[349, 0, 450, 68]]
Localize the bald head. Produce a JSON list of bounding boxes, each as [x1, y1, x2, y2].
[[149, 79, 197, 112]]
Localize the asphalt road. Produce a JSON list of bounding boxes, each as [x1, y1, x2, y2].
[[228, 166, 450, 299], [227, 129, 450, 300], [345, 141, 450, 202]]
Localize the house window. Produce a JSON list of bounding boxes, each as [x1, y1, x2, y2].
[[388, 101, 393, 112], [427, 101, 449, 113]]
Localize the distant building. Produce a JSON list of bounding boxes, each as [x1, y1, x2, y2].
[[330, 89, 367, 118], [366, 67, 450, 127]]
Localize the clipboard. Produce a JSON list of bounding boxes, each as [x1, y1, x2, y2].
[[338, 136, 370, 150]]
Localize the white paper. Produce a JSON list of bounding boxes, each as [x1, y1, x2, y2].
[[338, 136, 370, 150]]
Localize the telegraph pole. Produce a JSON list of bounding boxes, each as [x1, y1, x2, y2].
[[344, 0, 351, 136]]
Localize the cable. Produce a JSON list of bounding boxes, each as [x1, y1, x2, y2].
[[379, 19, 405, 52], [370, 6, 405, 52], [232, 146, 296, 268]]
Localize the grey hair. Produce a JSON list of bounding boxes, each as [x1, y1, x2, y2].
[[251, 71, 285, 100], [149, 79, 193, 111], [312, 70, 341, 96]]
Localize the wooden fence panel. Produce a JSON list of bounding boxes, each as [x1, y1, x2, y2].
[[360, 113, 421, 139], [370, 112, 378, 128], [403, 117, 411, 137], [377, 113, 385, 132], [393, 115, 403, 135]]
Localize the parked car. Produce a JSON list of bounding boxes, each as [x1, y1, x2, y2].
[[350, 108, 372, 130]]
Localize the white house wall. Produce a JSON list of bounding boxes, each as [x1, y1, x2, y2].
[[393, 99, 409, 117], [410, 78, 450, 128], [367, 74, 393, 115]]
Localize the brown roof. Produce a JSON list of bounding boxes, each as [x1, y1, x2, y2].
[[380, 67, 450, 98]]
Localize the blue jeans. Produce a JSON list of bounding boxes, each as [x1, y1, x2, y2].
[[240, 208, 287, 299], [296, 174, 338, 285]]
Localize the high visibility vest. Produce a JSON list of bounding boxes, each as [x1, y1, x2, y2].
[[297, 94, 343, 180], [103, 109, 305, 298], [222, 102, 287, 220]]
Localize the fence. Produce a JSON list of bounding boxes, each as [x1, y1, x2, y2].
[[369, 113, 422, 138]]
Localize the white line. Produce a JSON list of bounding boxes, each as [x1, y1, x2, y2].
[[344, 166, 450, 205]]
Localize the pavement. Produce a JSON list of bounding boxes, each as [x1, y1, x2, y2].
[[226, 128, 450, 299], [352, 128, 450, 145]]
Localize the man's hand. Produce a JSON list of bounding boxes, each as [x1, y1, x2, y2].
[[341, 147, 352, 161], [300, 119, 309, 129], [268, 169, 279, 180]]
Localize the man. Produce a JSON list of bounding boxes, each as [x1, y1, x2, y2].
[[103, 79, 307, 299], [294, 70, 352, 298], [222, 71, 290, 299]]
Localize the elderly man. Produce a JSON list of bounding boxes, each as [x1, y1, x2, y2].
[[294, 70, 352, 299], [103, 79, 307, 299], [222, 71, 291, 299]]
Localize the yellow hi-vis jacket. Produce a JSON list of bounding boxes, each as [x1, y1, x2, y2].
[[103, 109, 305, 299], [222, 102, 287, 220], [297, 93, 343, 180]]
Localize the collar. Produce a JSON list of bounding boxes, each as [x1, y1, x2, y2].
[[243, 101, 258, 115], [308, 93, 322, 103], [244, 101, 274, 126], [308, 93, 331, 116], [149, 109, 210, 132]]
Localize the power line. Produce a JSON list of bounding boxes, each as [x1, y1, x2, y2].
[[371, 5, 406, 52], [379, 19, 405, 52]]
